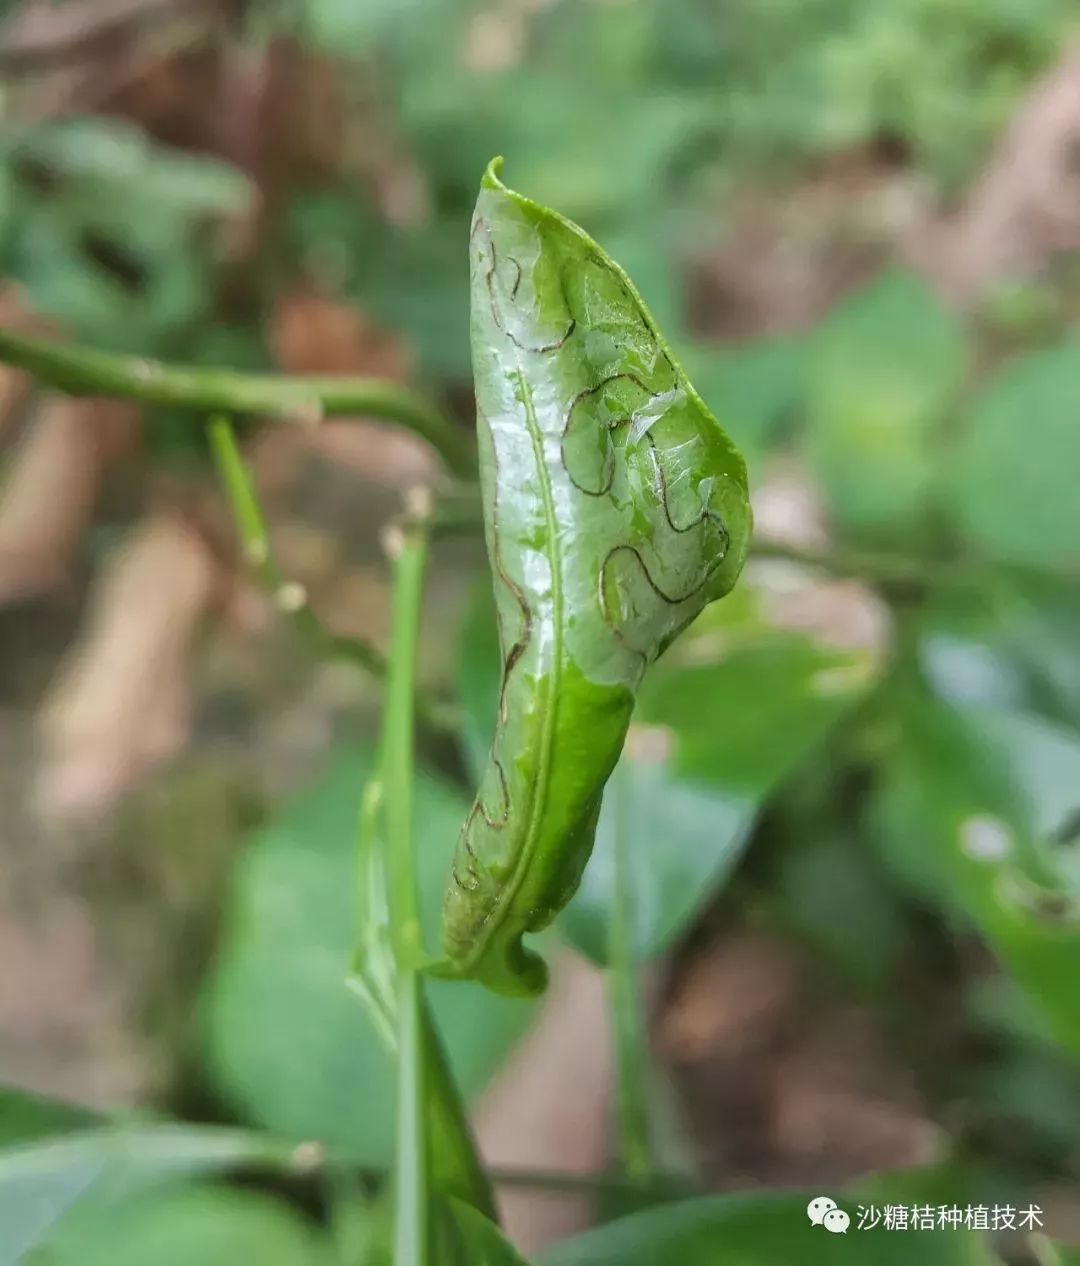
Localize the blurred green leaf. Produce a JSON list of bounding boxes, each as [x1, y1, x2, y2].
[[361, 218, 472, 379], [543, 1182, 997, 1265], [33, 1183, 329, 1266], [5, 119, 250, 350], [918, 577, 1080, 732], [461, 579, 875, 964], [969, 1034, 1080, 1161], [560, 637, 875, 963], [20, 119, 251, 218], [1040, 1243, 1080, 1265], [202, 747, 536, 1164], [767, 828, 914, 993], [949, 346, 1080, 570], [0, 1089, 96, 1148], [678, 338, 803, 461], [803, 269, 966, 537], [0, 1125, 292, 1266], [872, 696, 1080, 1054], [298, 0, 427, 52]]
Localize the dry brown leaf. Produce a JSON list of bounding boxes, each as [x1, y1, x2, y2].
[[270, 289, 411, 381], [36, 509, 224, 821], [915, 43, 1080, 305], [0, 893, 145, 1105], [256, 290, 437, 488], [0, 397, 139, 604], [660, 928, 939, 1189]]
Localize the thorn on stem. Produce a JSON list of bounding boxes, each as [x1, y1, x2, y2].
[[287, 399, 324, 428], [245, 540, 269, 567], [405, 483, 434, 521], [276, 581, 308, 612], [381, 524, 406, 559], [290, 1141, 325, 1174]]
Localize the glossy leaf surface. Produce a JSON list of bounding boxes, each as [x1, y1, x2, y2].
[[442, 159, 752, 995]]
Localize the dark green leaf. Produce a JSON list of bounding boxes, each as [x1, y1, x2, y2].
[[0, 1089, 97, 1148]]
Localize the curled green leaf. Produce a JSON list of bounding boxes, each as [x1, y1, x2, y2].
[[440, 159, 752, 996]]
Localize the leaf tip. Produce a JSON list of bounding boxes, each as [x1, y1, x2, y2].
[[481, 155, 507, 192]]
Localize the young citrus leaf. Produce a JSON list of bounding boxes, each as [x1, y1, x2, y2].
[[441, 158, 752, 996]]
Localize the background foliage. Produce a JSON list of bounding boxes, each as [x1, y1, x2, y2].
[[3, 0, 1080, 1262]]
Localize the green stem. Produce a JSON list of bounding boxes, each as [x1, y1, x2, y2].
[[748, 539, 976, 588], [607, 760, 654, 1182], [206, 415, 388, 681], [382, 516, 432, 1266], [395, 969, 428, 1266], [383, 519, 428, 965], [381, 513, 496, 1246], [345, 502, 493, 1220], [0, 328, 475, 477], [747, 537, 1069, 591]]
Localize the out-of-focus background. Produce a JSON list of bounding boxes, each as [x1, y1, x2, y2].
[[3, 0, 1080, 1261]]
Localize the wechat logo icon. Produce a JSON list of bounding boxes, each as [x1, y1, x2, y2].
[[808, 1196, 850, 1233]]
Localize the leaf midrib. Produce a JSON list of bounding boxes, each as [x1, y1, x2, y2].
[[471, 365, 563, 968]]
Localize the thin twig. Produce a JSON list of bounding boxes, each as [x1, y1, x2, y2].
[[0, 329, 475, 477], [382, 509, 433, 1266], [490, 1164, 694, 1198], [207, 414, 389, 680], [748, 538, 1017, 589]]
